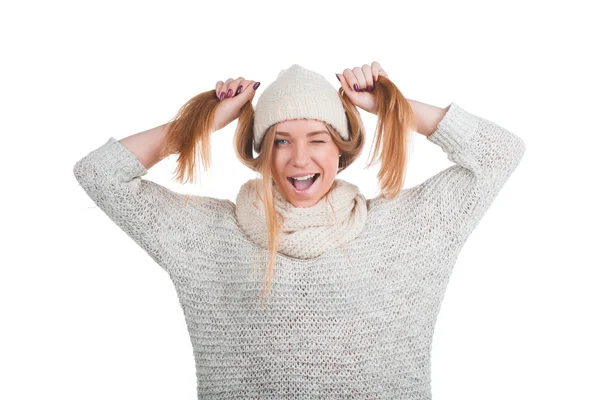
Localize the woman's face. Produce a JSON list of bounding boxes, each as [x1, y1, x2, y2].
[[271, 118, 341, 208]]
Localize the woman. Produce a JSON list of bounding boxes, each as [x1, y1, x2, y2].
[[73, 62, 526, 398]]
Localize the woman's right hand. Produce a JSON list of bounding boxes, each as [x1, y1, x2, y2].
[[212, 78, 261, 132]]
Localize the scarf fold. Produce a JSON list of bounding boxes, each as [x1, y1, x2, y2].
[[235, 178, 368, 260]]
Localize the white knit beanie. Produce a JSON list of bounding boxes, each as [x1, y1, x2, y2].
[[253, 64, 350, 153]]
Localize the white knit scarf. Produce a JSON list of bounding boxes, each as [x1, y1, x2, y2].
[[235, 177, 368, 260]]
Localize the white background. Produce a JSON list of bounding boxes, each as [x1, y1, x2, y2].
[[2, 1, 598, 399]]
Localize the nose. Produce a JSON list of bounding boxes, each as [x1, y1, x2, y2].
[[290, 142, 309, 167]]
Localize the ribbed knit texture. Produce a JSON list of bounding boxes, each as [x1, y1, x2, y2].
[[253, 64, 351, 153], [73, 102, 526, 399], [235, 177, 368, 260]]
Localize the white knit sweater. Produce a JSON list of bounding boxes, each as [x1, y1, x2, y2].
[[73, 102, 526, 399]]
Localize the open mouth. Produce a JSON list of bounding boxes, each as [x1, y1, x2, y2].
[[287, 173, 320, 193]]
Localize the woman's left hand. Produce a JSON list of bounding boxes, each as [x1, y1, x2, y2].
[[335, 61, 388, 114]]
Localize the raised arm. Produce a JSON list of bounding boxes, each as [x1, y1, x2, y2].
[[406, 101, 526, 239], [118, 122, 171, 170], [73, 125, 216, 272]]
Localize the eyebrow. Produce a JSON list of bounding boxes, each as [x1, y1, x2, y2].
[[275, 130, 329, 137]]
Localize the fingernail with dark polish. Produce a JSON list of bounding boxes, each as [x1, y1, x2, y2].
[[253, 82, 261, 90], [227, 89, 233, 98], [219, 92, 225, 100], [336, 74, 340, 82], [353, 83, 359, 91], [235, 85, 242, 96]]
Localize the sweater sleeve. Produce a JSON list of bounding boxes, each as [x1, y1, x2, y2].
[[408, 102, 526, 239], [73, 137, 210, 269]]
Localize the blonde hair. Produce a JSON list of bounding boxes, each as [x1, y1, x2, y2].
[[161, 75, 417, 307]]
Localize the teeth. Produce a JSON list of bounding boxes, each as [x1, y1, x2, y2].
[[291, 173, 316, 181]]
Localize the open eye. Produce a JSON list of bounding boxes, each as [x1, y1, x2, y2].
[[274, 139, 288, 145]]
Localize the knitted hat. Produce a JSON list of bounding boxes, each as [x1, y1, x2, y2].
[[253, 64, 350, 153]]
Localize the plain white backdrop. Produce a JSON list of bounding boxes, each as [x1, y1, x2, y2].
[[1, 0, 598, 399]]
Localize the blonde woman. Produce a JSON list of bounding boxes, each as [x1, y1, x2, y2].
[[73, 62, 525, 398]]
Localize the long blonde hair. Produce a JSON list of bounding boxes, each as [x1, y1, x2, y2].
[[161, 75, 416, 307]]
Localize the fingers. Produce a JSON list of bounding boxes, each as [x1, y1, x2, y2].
[[361, 64, 373, 91], [371, 61, 388, 81], [232, 77, 246, 97], [216, 77, 255, 101], [340, 63, 380, 92], [336, 72, 352, 94], [223, 77, 241, 100], [342, 69, 361, 92], [215, 79, 233, 100], [234, 79, 259, 100], [215, 81, 223, 99], [375, 69, 388, 81], [352, 67, 368, 91]]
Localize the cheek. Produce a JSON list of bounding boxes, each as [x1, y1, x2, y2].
[[271, 154, 284, 173], [325, 149, 341, 168]]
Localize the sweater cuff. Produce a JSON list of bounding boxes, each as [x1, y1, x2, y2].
[[426, 102, 480, 153], [88, 137, 149, 179]]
